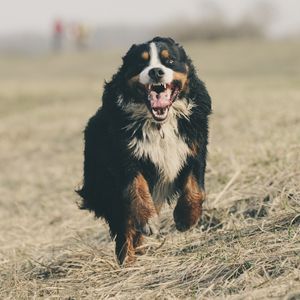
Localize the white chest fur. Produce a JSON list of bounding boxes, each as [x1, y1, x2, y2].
[[122, 99, 194, 203], [128, 116, 191, 182]]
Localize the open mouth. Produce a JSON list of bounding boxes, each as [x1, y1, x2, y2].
[[146, 82, 180, 122]]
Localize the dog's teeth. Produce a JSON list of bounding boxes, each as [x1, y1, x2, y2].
[[163, 84, 166, 88]]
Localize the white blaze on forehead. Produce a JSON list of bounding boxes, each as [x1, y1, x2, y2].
[[139, 42, 173, 85], [149, 42, 160, 65]]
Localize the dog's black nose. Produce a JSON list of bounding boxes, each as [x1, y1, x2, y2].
[[148, 68, 165, 81]]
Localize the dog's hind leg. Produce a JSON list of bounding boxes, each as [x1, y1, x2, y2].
[[133, 232, 145, 255], [115, 222, 147, 264], [115, 219, 136, 265]]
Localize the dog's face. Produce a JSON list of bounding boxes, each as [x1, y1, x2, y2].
[[121, 37, 190, 122]]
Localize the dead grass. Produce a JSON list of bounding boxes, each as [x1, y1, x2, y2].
[[0, 39, 300, 299]]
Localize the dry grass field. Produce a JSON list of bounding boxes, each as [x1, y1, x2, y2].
[[0, 39, 300, 299]]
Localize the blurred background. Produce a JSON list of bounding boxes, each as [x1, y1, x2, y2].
[[1, 0, 300, 53], [1, 1, 300, 298]]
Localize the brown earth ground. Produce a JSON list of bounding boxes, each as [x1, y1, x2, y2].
[[0, 39, 299, 299]]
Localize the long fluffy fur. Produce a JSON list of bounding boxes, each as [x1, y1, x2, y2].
[[77, 37, 211, 264]]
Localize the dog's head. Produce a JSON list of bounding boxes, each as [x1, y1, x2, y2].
[[107, 37, 210, 123]]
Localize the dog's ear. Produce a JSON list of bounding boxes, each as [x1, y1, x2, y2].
[[126, 43, 138, 54], [122, 44, 138, 63], [186, 59, 212, 115], [178, 45, 188, 61]]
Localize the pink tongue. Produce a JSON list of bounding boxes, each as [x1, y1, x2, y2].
[[149, 90, 171, 109]]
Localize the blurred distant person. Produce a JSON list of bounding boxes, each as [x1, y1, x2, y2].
[[52, 19, 64, 52], [73, 23, 88, 51]]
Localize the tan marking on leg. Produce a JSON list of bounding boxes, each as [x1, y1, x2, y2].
[[174, 174, 205, 231], [133, 232, 145, 255], [115, 220, 136, 265], [130, 173, 157, 226], [116, 173, 161, 263]]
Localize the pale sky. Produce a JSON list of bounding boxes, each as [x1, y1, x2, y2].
[[0, 0, 300, 37]]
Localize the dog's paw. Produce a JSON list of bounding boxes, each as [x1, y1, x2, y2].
[[174, 218, 191, 232], [135, 215, 160, 236], [174, 213, 194, 232], [173, 202, 201, 232]]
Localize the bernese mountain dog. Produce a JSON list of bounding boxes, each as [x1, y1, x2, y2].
[[77, 37, 211, 264]]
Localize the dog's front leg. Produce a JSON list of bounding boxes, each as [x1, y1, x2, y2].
[[173, 173, 206, 232], [115, 173, 158, 264], [129, 173, 159, 236]]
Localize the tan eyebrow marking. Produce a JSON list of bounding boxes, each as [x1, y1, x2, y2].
[[141, 51, 149, 60], [161, 49, 169, 59]]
